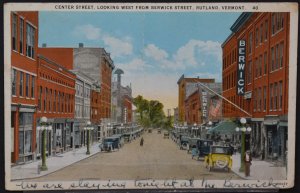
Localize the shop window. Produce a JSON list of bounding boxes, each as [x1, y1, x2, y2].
[[18, 112, 33, 162]]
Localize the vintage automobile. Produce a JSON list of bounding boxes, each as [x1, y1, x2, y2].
[[187, 138, 200, 153], [197, 139, 213, 158], [179, 136, 190, 150], [204, 145, 232, 172], [163, 131, 170, 139], [101, 135, 124, 152]]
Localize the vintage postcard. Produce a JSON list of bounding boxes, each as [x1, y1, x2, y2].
[[4, 2, 298, 191]]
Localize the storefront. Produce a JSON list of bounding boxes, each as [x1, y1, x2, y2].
[[250, 118, 263, 158]]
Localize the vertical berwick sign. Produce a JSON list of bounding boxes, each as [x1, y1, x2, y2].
[[237, 39, 246, 95]]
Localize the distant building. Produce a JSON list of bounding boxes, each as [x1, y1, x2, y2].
[[184, 83, 222, 125], [111, 69, 133, 124], [177, 74, 215, 123], [173, 107, 179, 124]]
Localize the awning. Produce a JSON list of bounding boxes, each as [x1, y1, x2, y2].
[[207, 121, 238, 135], [263, 119, 278, 126]]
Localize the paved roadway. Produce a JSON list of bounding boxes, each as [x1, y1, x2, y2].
[[36, 130, 241, 181]]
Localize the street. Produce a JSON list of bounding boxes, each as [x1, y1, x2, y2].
[[35, 130, 241, 181]]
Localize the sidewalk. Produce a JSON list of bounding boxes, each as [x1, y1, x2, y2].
[[231, 153, 287, 180], [11, 143, 101, 181]]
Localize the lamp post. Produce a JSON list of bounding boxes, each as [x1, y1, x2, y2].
[[37, 116, 52, 171], [84, 121, 94, 155], [192, 123, 198, 137], [235, 117, 252, 172]]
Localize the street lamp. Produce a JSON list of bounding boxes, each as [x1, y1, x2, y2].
[[84, 121, 94, 155], [37, 116, 52, 171], [192, 123, 198, 137], [235, 117, 252, 172]]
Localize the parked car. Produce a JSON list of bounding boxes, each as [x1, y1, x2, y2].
[[163, 131, 170, 139], [197, 139, 213, 158], [179, 136, 190, 150], [204, 145, 232, 172], [101, 135, 124, 152]]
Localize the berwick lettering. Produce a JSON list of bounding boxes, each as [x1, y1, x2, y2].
[[237, 40, 246, 95]]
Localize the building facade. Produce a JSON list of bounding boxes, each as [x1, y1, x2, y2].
[[72, 70, 94, 147], [177, 75, 215, 123], [222, 12, 289, 163], [10, 12, 39, 164], [36, 55, 76, 157]]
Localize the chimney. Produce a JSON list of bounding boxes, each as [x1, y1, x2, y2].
[[42, 43, 47, 48], [79, 43, 84, 48]]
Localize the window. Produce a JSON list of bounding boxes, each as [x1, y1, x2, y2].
[[12, 69, 17, 96], [19, 72, 24, 96], [18, 113, 33, 161], [58, 92, 60, 112], [258, 88, 262, 112], [54, 90, 56, 112], [274, 83, 278, 110], [25, 74, 29, 97], [260, 23, 263, 43], [255, 58, 258, 78], [259, 55, 262, 76], [271, 47, 275, 71], [275, 44, 279, 69], [264, 52, 267, 74], [272, 13, 276, 35], [44, 88, 47, 112], [270, 84, 273, 111], [265, 20, 268, 40], [249, 32, 253, 54], [247, 61, 252, 84], [50, 89, 52, 112], [279, 81, 283, 110], [253, 89, 257, 112], [255, 28, 259, 46], [279, 42, 284, 68], [263, 86, 267, 111], [26, 23, 35, 58], [12, 14, 17, 51], [19, 18, 24, 54], [38, 86, 42, 110], [280, 13, 284, 29], [31, 76, 35, 98]]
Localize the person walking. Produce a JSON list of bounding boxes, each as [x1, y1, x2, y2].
[[140, 137, 144, 146], [244, 150, 252, 177]]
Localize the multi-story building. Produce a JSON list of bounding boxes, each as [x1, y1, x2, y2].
[[177, 75, 215, 123], [72, 70, 94, 147], [39, 44, 115, 138], [10, 12, 38, 164], [91, 81, 101, 141], [184, 83, 222, 125], [36, 55, 76, 156], [222, 12, 289, 163], [111, 69, 133, 124]]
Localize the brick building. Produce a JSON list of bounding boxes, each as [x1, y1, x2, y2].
[[184, 83, 222, 125], [222, 12, 289, 163], [36, 55, 76, 156], [10, 12, 38, 164], [177, 75, 215, 123], [39, 44, 115, 139]]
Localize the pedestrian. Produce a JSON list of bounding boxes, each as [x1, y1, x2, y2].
[[244, 150, 252, 177], [140, 137, 144, 146], [191, 145, 198, 160]]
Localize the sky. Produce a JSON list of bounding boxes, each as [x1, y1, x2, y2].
[[39, 11, 241, 113]]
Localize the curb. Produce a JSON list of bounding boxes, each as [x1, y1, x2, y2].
[[11, 148, 101, 181]]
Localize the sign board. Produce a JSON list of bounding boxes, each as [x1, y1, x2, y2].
[[237, 39, 246, 95], [202, 90, 207, 118]]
